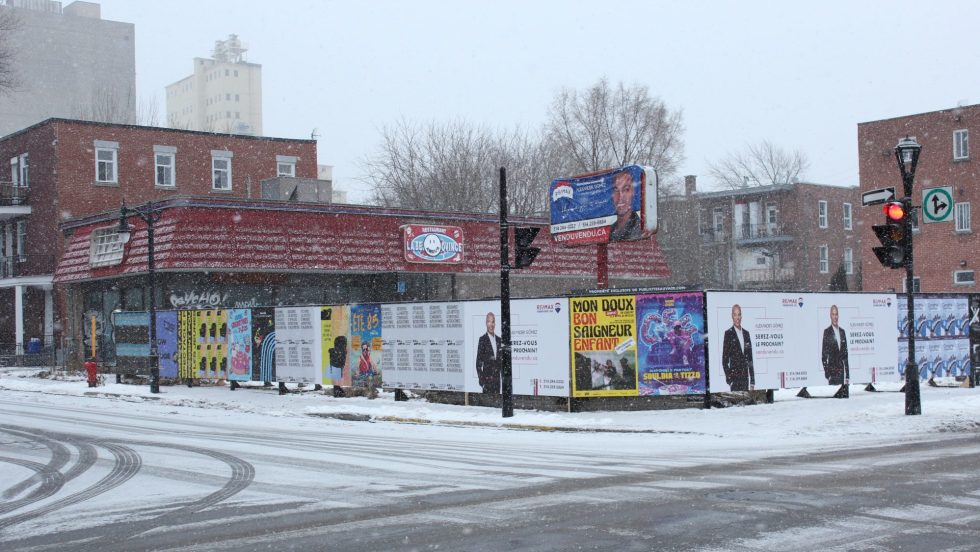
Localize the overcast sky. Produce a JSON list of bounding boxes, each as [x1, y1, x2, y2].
[[95, 0, 980, 203]]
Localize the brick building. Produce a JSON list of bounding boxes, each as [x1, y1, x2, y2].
[[691, 180, 861, 291], [858, 105, 978, 293], [0, 118, 318, 357]]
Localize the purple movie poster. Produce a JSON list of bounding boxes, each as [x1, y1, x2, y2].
[[636, 293, 705, 396]]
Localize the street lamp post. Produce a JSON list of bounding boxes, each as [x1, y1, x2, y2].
[[895, 137, 922, 416], [118, 202, 163, 394]]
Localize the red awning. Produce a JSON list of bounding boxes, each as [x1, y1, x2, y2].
[[55, 204, 670, 283]]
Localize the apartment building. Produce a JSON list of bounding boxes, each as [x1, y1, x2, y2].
[[858, 104, 978, 292]]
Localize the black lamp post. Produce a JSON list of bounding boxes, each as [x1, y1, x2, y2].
[[894, 136, 921, 415], [118, 202, 163, 394]]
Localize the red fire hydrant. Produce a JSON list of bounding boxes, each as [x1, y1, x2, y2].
[[85, 360, 98, 388]]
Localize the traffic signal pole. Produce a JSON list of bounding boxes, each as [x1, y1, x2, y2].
[[900, 174, 921, 416], [499, 167, 514, 418]]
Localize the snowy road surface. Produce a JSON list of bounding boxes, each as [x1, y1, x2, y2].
[[0, 373, 979, 550]]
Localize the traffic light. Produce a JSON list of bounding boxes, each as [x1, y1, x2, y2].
[[513, 227, 540, 269], [872, 200, 910, 269]]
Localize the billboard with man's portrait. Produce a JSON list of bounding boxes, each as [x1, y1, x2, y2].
[[549, 165, 657, 246]]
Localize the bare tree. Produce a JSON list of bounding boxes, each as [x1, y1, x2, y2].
[[0, 7, 21, 96], [708, 140, 810, 189], [364, 119, 494, 213], [545, 78, 685, 178], [71, 85, 137, 125]]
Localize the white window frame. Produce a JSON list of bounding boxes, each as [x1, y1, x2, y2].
[[819, 245, 829, 273], [766, 202, 778, 225], [17, 153, 28, 187], [89, 226, 127, 268], [818, 200, 828, 228], [16, 220, 27, 261], [842, 202, 852, 230], [954, 202, 971, 232], [211, 150, 233, 191], [843, 247, 854, 274], [953, 129, 969, 160], [953, 270, 975, 286], [154, 145, 176, 188], [9, 156, 17, 186], [712, 207, 724, 233], [95, 140, 119, 184], [277, 155, 297, 177]]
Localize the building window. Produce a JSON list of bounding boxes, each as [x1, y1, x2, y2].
[[154, 146, 176, 188], [9, 154, 28, 187], [954, 129, 969, 160], [234, 70, 239, 77], [211, 150, 233, 191], [818, 200, 828, 228], [819, 245, 829, 273], [955, 202, 971, 232], [766, 202, 778, 224], [277, 155, 297, 177], [16, 220, 26, 261], [843, 247, 853, 274], [17, 153, 28, 187], [95, 140, 119, 183], [89, 226, 127, 268], [712, 207, 724, 233], [842, 202, 852, 230], [954, 270, 976, 286], [903, 277, 921, 293], [235, 94, 240, 101], [226, 93, 231, 100]]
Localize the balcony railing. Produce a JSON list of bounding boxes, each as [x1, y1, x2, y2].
[[0, 255, 57, 279], [737, 267, 796, 284], [735, 223, 790, 241], [0, 182, 30, 206]]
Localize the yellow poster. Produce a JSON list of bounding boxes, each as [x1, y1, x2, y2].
[[194, 309, 228, 379], [570, 295, 638, 398], [178, 311, 196, 380], [321, 306, 350, 387]]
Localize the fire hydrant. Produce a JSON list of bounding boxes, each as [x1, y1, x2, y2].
[[85, 360, 98, 388]]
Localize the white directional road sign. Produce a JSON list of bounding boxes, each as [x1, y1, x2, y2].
[[862, 187, 896, 206], [922, 186, 954, 223]]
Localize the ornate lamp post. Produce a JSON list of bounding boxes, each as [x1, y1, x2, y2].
[[118, 202, 163, 394], [895, 136, 921, 415]]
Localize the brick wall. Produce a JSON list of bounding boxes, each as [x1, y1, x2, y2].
[[858, 105, 980, 292]]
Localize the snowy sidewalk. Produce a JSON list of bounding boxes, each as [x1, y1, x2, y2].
[[2, 368, 979, 441]]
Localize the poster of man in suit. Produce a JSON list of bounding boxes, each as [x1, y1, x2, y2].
[[475, 311, 502, 394], [821, 304, 849, 385], [721, 304, 755, 391]]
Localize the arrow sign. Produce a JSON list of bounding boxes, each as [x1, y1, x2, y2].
[[862, 187, 896, 206], [922, 186, 954, 223]]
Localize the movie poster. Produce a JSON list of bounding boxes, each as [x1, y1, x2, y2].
[[350, 304, 383, 389], [321, 305, 350, 387], [570, 295, 637, 398], [636, 293, 705, 396], [227, 309, 252, 382]]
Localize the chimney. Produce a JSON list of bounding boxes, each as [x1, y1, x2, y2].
[[684, 175, 697, 196]]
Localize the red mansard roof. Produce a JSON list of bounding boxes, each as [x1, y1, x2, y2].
[[55, 200, 670, 283]]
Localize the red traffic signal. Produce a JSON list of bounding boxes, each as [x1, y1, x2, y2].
[[883, 201, 906, 221], [872, 200, 910, 269]]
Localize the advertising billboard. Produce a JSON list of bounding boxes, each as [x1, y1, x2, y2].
[[463, 298, 570, 397], [320, 306, 349, 387], [706, 292, 898, 391], [381, 301, 466, 391], [350, 304, 382, 389], [570, 295, 638, 397], [636, 293, 705, 396], [274, 306, 321, 384], [549, 165, 657, 246], [227, 309, 252, 382], [897, 294, 972, 382]]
